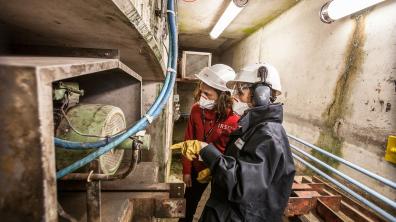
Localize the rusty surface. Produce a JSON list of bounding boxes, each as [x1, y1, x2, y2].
[[169, 183, 185, 198], [285, 175, 385, 222], [0, 56, 142, 221], [292, 183, 313, 190], [295, 191, 321, 198], [127, 198, 186, 221], [130, 198, 155, 222], [340, 201, 374, 222], [118, 200, 134, 222], [316, 199, 345, 222], [155, 198, 186, 218], [318, 195, 342, 211], [312, 176, 386, 222], [306, 183, 325, 193], [61, 142, 139, 181], [285, 197, 317, 216], [0, 66, 57, 221], [86, 161, 101, 222]]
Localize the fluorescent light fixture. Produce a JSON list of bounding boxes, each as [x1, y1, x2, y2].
[[320, 0, 386, 23], [210, 0, 246, 39]]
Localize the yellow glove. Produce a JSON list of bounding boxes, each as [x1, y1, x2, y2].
[[197, 168, 212, 183], [171, 140, 202, 161]]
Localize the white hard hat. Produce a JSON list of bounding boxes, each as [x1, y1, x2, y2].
[[195, 64, 236, 92], [226, 63, 282, 96]]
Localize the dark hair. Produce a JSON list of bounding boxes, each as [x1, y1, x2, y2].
[[193, 82, 233, 120]]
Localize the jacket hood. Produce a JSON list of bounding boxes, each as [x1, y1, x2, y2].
[[237, 103, 284, 133]]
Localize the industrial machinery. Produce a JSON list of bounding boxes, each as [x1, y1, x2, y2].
[[0, 0, 182, 220], [53, 82, 129, 175]]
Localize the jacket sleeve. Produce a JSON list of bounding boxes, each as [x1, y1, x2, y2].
[[200, 131, 284, 203], [182, 108, 196, 175]]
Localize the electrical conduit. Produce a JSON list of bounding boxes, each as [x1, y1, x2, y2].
[[288, 134, 396, 189]]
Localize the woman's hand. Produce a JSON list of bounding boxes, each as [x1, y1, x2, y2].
[[183, 174, 192, 187]]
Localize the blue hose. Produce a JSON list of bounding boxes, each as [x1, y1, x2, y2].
[[56, 0, 178, 179], [54, 1, 175, 150]]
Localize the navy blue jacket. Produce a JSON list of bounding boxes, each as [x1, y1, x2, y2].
[[199, 104, 295, 222]]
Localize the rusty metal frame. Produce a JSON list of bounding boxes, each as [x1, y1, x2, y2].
[[285, 176, 388, 222], [86, 161, 101, 222], [129, 198, 185, 221]]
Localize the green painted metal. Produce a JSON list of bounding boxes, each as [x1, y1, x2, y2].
[[56, 104, 128, 174]]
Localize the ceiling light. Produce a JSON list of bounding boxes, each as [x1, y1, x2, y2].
[[320, 0, 386, 23], [210, 0, 248, 39]]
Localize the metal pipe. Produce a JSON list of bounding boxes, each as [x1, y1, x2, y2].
[[56, 0, 178, 179], [288, 134, 396, 189], [292, 154, 396, 222], [291, 144, 396, 210], [60, 140, 140, 181]]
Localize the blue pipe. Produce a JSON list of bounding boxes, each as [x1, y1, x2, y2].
[[291, 144, 396, 210], [292, 154, 396, 222], [288, 134, 396, 189], [54, 2, 176, 150], [56, 0, 178, 178]]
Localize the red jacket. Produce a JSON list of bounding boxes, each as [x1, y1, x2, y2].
[[182, 103, 240, 175]]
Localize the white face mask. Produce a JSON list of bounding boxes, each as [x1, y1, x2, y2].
[[199, 96, 216, 110], [233, 98, 249, 116]]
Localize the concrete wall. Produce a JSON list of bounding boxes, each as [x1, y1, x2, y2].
[[221, 0, 396, 200], [142, 81, 174, 182]]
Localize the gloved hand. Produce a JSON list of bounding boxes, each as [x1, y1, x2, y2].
[[171, 140, 208, 161], [197, 168, 212, 183]]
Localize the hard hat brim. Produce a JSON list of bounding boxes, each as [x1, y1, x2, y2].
[[226, 80, 252, 90], [195, 74, 230, 92], [226, 80, 282, 96]]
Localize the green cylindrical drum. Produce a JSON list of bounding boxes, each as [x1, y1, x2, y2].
[[56, 104, 126, 174]]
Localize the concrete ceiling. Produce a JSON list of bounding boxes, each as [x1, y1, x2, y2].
[[178, 0, 300, 52]]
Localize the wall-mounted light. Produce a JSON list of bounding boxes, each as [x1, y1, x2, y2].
[[210, 0, 248, 39], [320, 0, 386, 23]]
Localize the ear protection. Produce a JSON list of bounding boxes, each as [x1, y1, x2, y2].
[[252, 66, 273, 107]]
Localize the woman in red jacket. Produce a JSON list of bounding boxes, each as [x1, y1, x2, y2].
[[180, 64, 240, 222]]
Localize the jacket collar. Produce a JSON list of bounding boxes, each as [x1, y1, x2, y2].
[[201, 106, 233, 121], [232, 103, 284, 135]]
